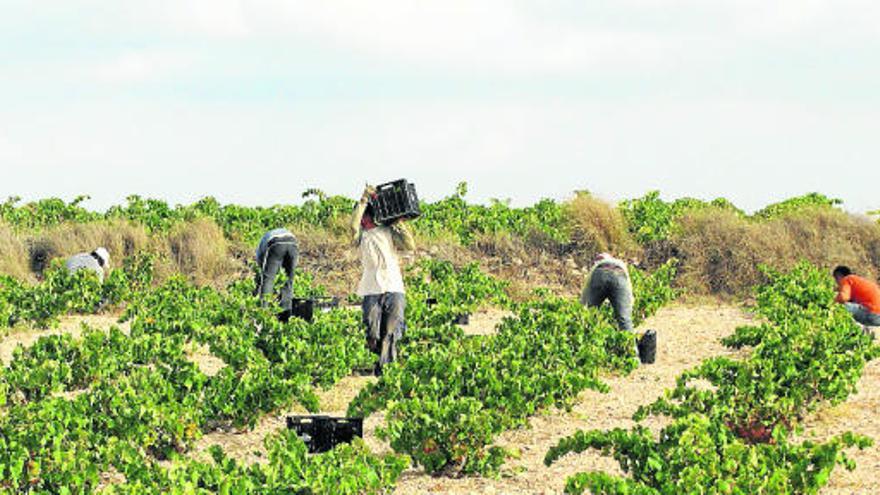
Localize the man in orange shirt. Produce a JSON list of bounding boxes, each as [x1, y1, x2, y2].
[[833, 266, 880, 327]]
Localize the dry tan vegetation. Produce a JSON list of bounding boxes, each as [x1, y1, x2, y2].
[[0, 222, 31, 281], [669, 207, 880, 296], [166, 218, 238, 287], [563, 193, 640, 262]]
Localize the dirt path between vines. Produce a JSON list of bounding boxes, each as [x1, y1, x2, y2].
[[801, 357, 880, 495], [390, 303, 756, 494], [17, 307, 877, 494], [194, 304, 759, 494]]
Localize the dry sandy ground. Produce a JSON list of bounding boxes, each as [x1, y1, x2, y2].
[[800, 357, 880, 495], [390, 304, 756, 495], [5, 306, 879, 494]]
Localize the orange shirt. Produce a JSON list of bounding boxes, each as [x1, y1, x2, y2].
[[836, 275, 880, 314]]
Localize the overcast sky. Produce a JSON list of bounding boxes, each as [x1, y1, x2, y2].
[[1, 1, 878, 213]]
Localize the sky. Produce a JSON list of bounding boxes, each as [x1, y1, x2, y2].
[[1, 1, 879, 213]]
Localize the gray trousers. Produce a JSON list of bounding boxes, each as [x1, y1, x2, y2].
[[584, 267, 634, 331], [256, 240, 299, 312], [845, 303, 880, 327], [362, 292, 406, 373]]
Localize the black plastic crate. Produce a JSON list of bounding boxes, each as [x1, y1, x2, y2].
[[291, 296, 340, 323], [370, 179, 421, 224], [286, 415, 364, 453]]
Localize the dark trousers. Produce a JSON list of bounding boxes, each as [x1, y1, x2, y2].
[[257, 240, 299, 312], [585, 267, 634, 331], [362, 292, 406, 374]]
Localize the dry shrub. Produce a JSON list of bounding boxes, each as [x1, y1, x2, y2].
[[670, 207, 880, 297], [167, 218, 237, 287], [672, 210, 784, 295], [0, 223, 31, 280], [29, 219, 152, 274], [471, 232, 528, 262], [290, 225, 360, 296], [562, 193, 640, 262]]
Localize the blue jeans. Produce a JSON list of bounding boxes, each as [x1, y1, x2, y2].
[[362, 292, 406, 373], [584, 267, 634, 331], [844, 303, 880, 327], [256, 240, 299, 313]]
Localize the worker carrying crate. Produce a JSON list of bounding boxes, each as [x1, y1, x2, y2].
[[351, 180, 418, 376], [369, 179, 421, 224]]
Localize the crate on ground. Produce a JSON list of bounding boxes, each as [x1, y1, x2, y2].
[[286, 415, 364, 453], [291, 296, 340, 323], [370, 179, 421, 224]]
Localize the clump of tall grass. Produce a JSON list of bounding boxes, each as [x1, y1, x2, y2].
[[166, 217, 238, 287]]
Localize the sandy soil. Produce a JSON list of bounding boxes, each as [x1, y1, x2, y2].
[[185, 341, 227, 377], [391, 303, 756, 494], [801, 357, 880, 495], [192, 375, 379, 464], [7, 306, 878, 494], [460, 307, 514, 337]]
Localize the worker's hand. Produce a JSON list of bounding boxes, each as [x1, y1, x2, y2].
[[360, 185, 376, 203]]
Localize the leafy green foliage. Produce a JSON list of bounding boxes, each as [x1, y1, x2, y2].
[[546, 415, 870, 495], [629, 259, 678, 326], [752, 193, 842, 220], [547, 261, 879, 494], [415, 182, 570, 245], [0, 195, 99, 230], [349, 264, 676, 476], [0, 265, 400, 493], [620, 191, 743, 244]]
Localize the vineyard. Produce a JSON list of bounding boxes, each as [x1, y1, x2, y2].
[[0, 189, 879, 494]]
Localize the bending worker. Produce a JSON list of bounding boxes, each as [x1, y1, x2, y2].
[[833, 265, 880, 328], [581, 252, 634, 332], [352, 185, 415, 376], [255, 228, 299, 320], [65, 247, 110, 282]]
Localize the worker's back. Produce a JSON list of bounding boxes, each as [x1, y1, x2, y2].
[[65, 253, 104, 282], [840, 275, 880, 314]]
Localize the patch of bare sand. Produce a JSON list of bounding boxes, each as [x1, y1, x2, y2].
[[192, 375, 379, 465], [391, 303, 756, 494], [460, 307, 514, 337], [185, 342, 227, 377], [0, 314, 129, 365], [800, 358, 880, 495]]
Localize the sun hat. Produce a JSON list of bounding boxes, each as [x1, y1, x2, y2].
[[93, 247, 110, 268]]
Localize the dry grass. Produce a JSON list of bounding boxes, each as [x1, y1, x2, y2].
[[563, 193, 640, 262], [166, 218, 238, 287], [670, 208, 880, 296], [290, 225, 361, 297], [0, 222, 31, 281], [26, 219, 153, 274]]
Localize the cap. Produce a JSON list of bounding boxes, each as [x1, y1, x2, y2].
[[93, 247, 110, 267]]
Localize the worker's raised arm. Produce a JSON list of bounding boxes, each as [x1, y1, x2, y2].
[[350, 186, 375, 246], [391, 221, 416, 252]]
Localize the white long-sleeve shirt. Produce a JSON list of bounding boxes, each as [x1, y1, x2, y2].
[[356, 226, 405, 296]]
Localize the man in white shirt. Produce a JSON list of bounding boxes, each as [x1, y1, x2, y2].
[[65, 247, 110, 282], [351, 185, 415, 376]]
